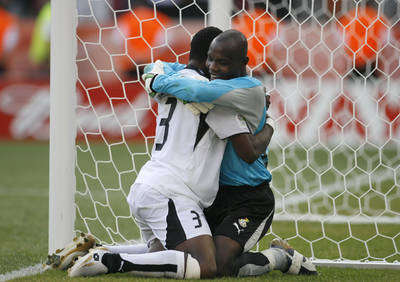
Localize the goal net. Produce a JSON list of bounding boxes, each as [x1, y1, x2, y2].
[[50, 0, 400, 268]]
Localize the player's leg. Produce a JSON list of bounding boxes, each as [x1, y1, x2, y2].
[[236, 238, 317, 276], [212, 210, 275, 277], [69, 184, 200, 278], [132, 185, 216, 278], [174, 235, 217, 278], [68, 246, 200, 278], [102, 226, 165, 255], [45, 232, 96, 270], [213, 235, 242, 276], [69, 183, 215, 278], [269, 238, 317, 275], [225, 183, 317, 276], [102, 243, 149, 254], [44, 234, 154, 270], [205, 181, 275, 276], [160, 191, 217, 278]]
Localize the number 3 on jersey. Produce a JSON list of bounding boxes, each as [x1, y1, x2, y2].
[[155, 97, 177, 151]]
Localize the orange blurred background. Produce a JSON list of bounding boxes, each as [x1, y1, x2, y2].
[[0, 0, 399, 141]]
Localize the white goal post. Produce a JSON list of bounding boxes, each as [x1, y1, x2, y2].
[[49, 0, 400, 269], [49, 0, 77, 253]]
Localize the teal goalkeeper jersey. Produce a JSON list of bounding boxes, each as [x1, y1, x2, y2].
[[149, 62, 272, 186], [220, 108, 272, 186]]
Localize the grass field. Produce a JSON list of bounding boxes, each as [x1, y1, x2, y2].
[[1, 141, 400, 281]]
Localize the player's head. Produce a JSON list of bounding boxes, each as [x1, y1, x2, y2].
[[206, 29, 249, 80], [189, 26, 223, 74]]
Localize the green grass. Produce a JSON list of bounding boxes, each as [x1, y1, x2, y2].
[[13, 267, 400, 281], [1, 141, 399, 281]]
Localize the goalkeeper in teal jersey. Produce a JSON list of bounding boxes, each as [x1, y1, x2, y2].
[[143, 30, 317, 277]]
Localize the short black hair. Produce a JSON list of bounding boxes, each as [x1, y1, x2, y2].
[[189, 26, 223, 61]]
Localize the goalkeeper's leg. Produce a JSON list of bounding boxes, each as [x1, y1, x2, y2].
[[235, 238, 318, 276]]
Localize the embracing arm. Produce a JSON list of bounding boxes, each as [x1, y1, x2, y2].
[[146, 69, 266, 132], [151, 74, 231, 102], [144, 61, 186, 74], [230, 122, 274, 164]]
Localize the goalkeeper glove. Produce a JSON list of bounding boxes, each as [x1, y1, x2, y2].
[[142, 60, 165, 97], [142, 73, 157, 97]]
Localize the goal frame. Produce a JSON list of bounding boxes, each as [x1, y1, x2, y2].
[[49, 0, 77, 253], [49, 0, 400, 270]]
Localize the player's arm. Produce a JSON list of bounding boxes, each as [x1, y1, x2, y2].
[[143, 61, 186, 75], [206, 106, 274, 164], [150, 73, 232, 102], [230, 120, 274, 164], [143, 60, 225, 102], [145, 70, 266, 132]]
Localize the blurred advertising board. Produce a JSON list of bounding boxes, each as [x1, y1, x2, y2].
[[0, 78, 398, 146]]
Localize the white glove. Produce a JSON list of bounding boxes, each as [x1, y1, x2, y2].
[[184, 102, 215, 115], [142, 60, 165, 97], [142, 73, 157, 97]]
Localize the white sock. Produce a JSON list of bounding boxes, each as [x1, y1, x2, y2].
[[105, 250, 200, 279], [103, 243, 149, 254], [261, 248, 288, 272]]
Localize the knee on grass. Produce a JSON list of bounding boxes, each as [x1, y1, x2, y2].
[[197, 257, 217, 278], [215, 255, 236, 277]]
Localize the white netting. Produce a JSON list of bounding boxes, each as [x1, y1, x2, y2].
[[74, 0, 400, 265]]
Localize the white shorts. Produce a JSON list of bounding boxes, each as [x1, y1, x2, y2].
[[127, 182, 212, 249]]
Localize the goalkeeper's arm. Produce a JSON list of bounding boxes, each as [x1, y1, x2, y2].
[[149, 73, 231, 103], [142, 61, 215, 115], [148, 73, 266, 134], [143, 61, 186, 75], [143, 61, 225, 103]]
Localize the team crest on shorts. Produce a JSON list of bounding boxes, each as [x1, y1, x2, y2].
[[238, 218, 249, 228]]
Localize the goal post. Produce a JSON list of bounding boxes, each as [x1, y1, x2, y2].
[[49, 0, 400, 269], [49, 0, 77, 253], [208, 0, 232, 30]]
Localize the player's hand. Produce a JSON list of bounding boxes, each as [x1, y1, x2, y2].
[[142, 60, 165, 97], [184, 103, 201, 115], [142, 73, 157, 97], [183, 102, 215, 115], [143, 60, 165, 75]]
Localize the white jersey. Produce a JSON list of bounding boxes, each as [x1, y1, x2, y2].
[[135, 68, 249, 208]]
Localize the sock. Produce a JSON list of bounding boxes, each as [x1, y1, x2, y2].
[[262, 248, 289, 272], [235, 248, 289, 277], [102, 250, 200, 279], [235, 252, 271, 277], [103, 243, 149, 254]]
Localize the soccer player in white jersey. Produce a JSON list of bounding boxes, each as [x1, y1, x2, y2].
[[67, 27, 272, 279], [144, 30, 318, 277]]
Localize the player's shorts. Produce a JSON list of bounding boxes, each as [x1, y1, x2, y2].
[[204, 181, 275, 252], [127, 182, 212, 250]]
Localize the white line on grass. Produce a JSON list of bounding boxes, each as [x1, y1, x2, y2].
[[0, 264, 44, 281]]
